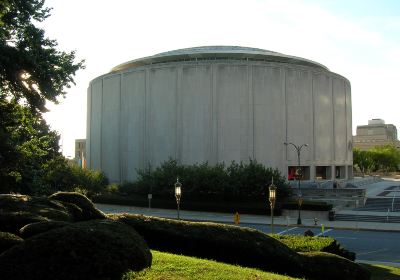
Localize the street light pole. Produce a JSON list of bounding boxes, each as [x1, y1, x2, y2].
[[174, 177, 182, 220], [269, 177, 277, 234], [284, 142, 308, 225]]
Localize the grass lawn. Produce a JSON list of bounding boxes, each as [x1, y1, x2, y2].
[[124, 251, 400, 280], [123, 250, 301, 280], [361, 264, 400, 280]]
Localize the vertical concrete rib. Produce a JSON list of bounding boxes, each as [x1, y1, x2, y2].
[[100, 78, 103, 170], [331, 77, 335, 162], [119, 74, 123, 183]]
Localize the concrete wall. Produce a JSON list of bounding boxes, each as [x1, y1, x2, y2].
[[87, 60, 352, 182]]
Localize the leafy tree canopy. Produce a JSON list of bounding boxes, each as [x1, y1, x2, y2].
[[0, 0, 84, 113], [0, 0, 85, 194]]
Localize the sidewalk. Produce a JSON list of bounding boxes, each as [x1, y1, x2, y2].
[[96, 203, 400, 232]]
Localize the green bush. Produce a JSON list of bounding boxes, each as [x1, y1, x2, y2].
[[270, 234, 355, 261], [0, 194, 74, 234], [0, 231, 23, 254], [94, 193, 281, 215], [111, 213, 304, 278], [122, 159, 290, 201], [282, 200, 333, 211], [0, 211, 48, 234], [19, 221, 71, 239], [48, 192, 106, 221], [300, 252, 370, 280], [0, 220, 152, 280]]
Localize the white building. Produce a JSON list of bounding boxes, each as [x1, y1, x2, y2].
[[87, 46, 353, 182]]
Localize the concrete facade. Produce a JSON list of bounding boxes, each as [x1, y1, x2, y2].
[[87, 46, 353, 183], [353, 119, 400, 151]]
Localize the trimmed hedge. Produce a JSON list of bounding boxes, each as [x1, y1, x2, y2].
[[0, 220, 152, 280], [0, 231, 23, 254], [282, 200, 333, 211], [111, 213, 304, 278], [111, 213, 370, 280], [300, 252, 370, 280], [0, 211, 49, 234], [19, 221, 71, 239], [49, 192, 106, 221], [271, 234, 356, 261], [93, 193, 281, 215]]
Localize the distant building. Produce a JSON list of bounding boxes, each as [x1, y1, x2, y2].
[[75, 139, 86, 168], [353, 119, 400, 151]]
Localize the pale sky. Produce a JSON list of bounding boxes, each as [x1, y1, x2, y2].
[[40, 0, 400, 157]]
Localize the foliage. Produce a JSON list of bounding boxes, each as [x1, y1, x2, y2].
[[48, 192, 106, 221], [353, 145, 400, 173], [112, 213, 304, 278], [299, 252, 370, 280], [123, 158, 290, 201], [44, 162, 109, 196], [270, 234, 355, 261], [0, 220, 152, 280], [369, 145, 400, 172], [362, 264, 400, 280], [0, 0, 84, 112], [353, 148, 375, 174], [0, 98, 62, 194], [19, 220, 71, 239], [0, 0, 84, 195], [282, 200, 333, 211], [0, 231, 23, 254], [124, 250, 300, 280]]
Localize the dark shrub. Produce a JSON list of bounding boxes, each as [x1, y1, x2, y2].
[[111, 213, 304, 277], [0, 231, 23, 254], [300, 252, 370, 280], [282, 200, 333, 211], [0, 211, 48, 234], [0, 194, 75, 234], [48, 192, 106, 221], [0, 220, 152, 280], [19, 221, 71, 239], [0, 194, 72, 221]]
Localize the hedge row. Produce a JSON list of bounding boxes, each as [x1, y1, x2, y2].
[[282, 200, 333, 211], [93, 193, 282, 215], [111, 213, 370, 280], [270, 234, 355, 261]]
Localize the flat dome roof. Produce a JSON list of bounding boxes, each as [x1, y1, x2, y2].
[[111, 46, 329, 72]]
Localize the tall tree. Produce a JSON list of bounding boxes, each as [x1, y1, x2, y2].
[[0, 0, 84, 112], [0, 0, 84, 193]]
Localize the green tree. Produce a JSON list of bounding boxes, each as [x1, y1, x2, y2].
[[353, 148, 374, 174], [1, 0, 84, 112], [0, 0, 84, 194], [370, 145, 400, 172]]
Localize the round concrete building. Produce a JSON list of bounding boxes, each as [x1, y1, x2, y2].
[[86, 46, 353, 183]]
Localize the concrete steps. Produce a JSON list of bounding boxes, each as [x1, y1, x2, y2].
[[355, 198, 400, 212], [334, 213, 400, 223]]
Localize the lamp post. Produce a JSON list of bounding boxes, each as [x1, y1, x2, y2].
[[269, 177, 277, 233], [284, 142, 308, 225], [174, 177, 182, 220]]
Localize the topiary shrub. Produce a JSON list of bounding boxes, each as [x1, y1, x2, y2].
[[19, 221, 71, 239], [111, 213, 304, 278], [48, 192, 106, 221], [0, 220, 152, 280], [0, 211, 48, 234], [300, 252, 370, 280], [270, 234, 356, 261], [0, 231, 23, 254]]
